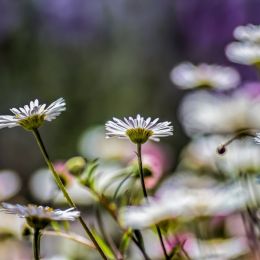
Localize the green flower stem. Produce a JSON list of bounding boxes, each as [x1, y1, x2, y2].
[[88, 186, 150, 259], [33, 228, 40, 260], [137, 143, 169, 260], [32, 128, 107, 260]]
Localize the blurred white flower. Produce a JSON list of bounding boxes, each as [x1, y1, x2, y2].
[[0, 98, 66, 130], [0, 170, 20, 201], [179, 90, 260, 136], [234, 24, 260, 43], [120, 184, 248, 229], [226, 42, 260, 65], [93, 163, 136, 197], [0, 211, 25, 238], [159, 171, 218, 191], [0, 240, 31, 260], [78, 126, 135, 161], [30, 168, 95, 205], [254, 132, 260, 144], [105, 114, 173, 144], [170, 62, 240, 90], [181, 136, 260, 177], [132, 231, 248, 260], [187, 237, 248, 260], [219, 138, 260, 176], [181, 135, 226, 173]]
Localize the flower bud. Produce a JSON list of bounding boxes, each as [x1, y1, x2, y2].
[[65, 156, 87, 177]]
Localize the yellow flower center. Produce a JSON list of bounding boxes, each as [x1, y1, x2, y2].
[[126, 128, 153, 144], [17, 114, 45, 131]]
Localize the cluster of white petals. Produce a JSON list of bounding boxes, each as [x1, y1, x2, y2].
[[234, 24, 260, 43], [119, 184, 248, 229], [179, 90, 260, 136], [226, 24, 260, 65], [182, 136, 260, 178], [1, 203, 80, 221], [0, 98, 66, 130], [226, 42, 260, 65], [170, 62, 240, 90], [105, 114, 173, 143]]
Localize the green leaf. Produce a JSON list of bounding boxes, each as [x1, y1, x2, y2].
[[51, 221, 61, 232], [91, 230, 115, 259], [113, 172, 134, 200], [79, 159, 99, 187], [119, 229, 132, 255]]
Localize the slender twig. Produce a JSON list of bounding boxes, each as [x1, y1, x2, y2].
[[136, 143, 169, 260], [33, 228, 40, 260], [32, 128, 107, 260]]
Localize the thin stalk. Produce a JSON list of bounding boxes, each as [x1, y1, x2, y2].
[[43, 230, 95, 248], [137, 143, 168, 260], [88, 185, 150, 259], [96, 207, 122, 259], [33, 228, 40, 260], [32, 128, 107, 260]]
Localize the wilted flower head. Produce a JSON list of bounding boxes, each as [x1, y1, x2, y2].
[[170, 62, 240, 90], [0, 98, 66, 131], [1, 203, 80, 229], [234, 24, 260, 43], [105, 114, 173, 144], [226, 42, 260, 66]]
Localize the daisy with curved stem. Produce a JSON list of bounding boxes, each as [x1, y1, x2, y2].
[[1, 203, 80, 260], [0, 98, 66, 131], [0, 98, 107, 260], [106, 115, 173, 260]]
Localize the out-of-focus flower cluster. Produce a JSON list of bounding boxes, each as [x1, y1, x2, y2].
[[111, 23, 260, 259], [3, 6, 260, 259]]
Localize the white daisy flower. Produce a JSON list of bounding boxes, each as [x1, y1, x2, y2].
[[234, 24, 260, 43], [226, 42, 260, 65], [187, 237, 249, 260], [1, 203, 80, 229], [182, 136, 260, 178], [179, 90, 260, 136], [170, 62, 240, 90], [0, 98, 66, 131], [119, 184, 248, 229], [105, 114, 173, 144]]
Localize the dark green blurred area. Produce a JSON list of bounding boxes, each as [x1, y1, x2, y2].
[[0, 0, 181, 182], [1, 0, 259, 183]]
